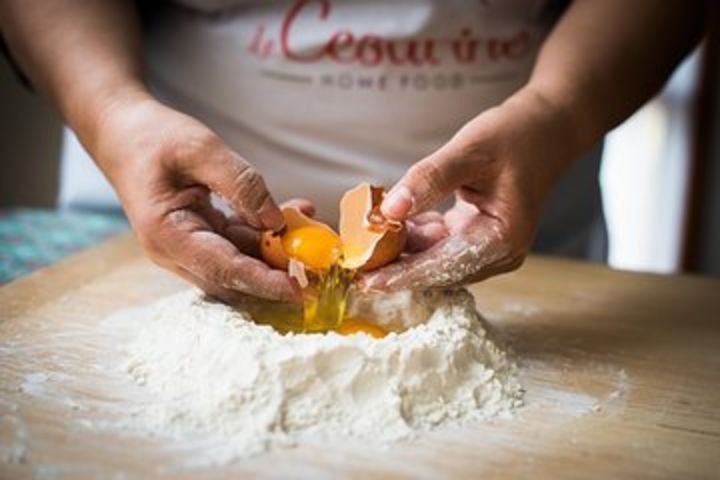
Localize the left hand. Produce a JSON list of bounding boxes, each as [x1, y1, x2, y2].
[[359, 88, 575, 292]]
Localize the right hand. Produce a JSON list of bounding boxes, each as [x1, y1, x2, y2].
[[94, 97, 303, 303]]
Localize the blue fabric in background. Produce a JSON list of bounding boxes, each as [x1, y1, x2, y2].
[[0, 208, 128, 284]]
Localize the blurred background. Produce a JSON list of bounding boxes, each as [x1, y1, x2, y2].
[[1, 18, 719, 281]]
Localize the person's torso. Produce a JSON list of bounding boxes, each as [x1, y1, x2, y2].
[[144, 0, 560, 221], [62, 0, 606, 261]]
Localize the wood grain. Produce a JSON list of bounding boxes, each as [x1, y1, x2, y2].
[[1, 234, 719, 479]]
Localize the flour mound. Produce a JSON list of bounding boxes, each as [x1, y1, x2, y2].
[[121, 288, 522, 464]]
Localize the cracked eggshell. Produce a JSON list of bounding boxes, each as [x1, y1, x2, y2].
[[261, 184, 406, 273], [339, 183, 406, 272]]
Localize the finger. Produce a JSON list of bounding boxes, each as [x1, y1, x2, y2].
[[281, 198, 316, 217], [444, 198, 480, 234], [225, 222, 261, 258], [159, 258, 258, 305], [359, 216, 510, 292], [160, 209, 301, 302], [381, 146, 478, 221], [192, 194, 229, 233], [192, 201, 262, 258], [408, 210, 445, 225], [179, 137, 284, 231], [405, 220, 449, 253]]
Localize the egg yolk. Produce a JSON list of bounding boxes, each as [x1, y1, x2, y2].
[[282, 226, 341, 271], [336, 319, 387, 339]]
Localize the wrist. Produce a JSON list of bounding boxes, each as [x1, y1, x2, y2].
[[72, 86, 160, 183], [500, 85, 585, 194], [60, 79, 154, 158], [514, 82, 603, 161]]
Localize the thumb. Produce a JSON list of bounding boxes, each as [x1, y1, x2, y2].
[[187, 144, 284, 231], [381, 147, 471, 221]]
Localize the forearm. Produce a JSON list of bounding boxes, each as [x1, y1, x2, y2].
[[0, 0, 150, 156], [522, 0, 706, 162]]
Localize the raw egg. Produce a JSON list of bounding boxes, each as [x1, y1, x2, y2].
[[260, 183, 406, 274], [260, 207, 339, 272], [336, 319, 387, 339], [282, 226, 341, 271], [258, 183, 406, 335]]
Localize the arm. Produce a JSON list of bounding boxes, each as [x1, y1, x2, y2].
[[0, 1, 145, 148], [363, 0, 707, 291], [0, 0, 300, 302], [529, 0, 705, 164]]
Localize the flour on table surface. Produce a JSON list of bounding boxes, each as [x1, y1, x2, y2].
[[115, 288, 522, 465], [0, 279, 641, 476]]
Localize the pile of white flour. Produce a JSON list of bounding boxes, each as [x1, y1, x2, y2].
[[119, 288, 522, 464]]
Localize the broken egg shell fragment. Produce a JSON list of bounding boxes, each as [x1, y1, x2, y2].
[[261, 231, 288, 270], [287, 258, 309, 289], [339, 183, 406, 272], [260, 206, 338, 271]]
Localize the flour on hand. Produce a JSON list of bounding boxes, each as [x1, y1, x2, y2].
[[119, 288, 522, 465]]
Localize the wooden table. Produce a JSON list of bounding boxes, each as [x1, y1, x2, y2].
[[1, 234, 719, 479]]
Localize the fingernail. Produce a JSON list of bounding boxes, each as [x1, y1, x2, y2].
[[381, 185, 414, 220], [258, 197, 285, 231]]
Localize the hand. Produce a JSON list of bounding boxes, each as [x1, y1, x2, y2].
[[359, 88, 574, 292], [95, 97, 304, 303]]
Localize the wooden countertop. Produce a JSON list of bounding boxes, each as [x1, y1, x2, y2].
[[1, 234, 719, 479]]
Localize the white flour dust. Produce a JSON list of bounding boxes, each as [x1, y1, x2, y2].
[[118, 288, 522, 465]]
